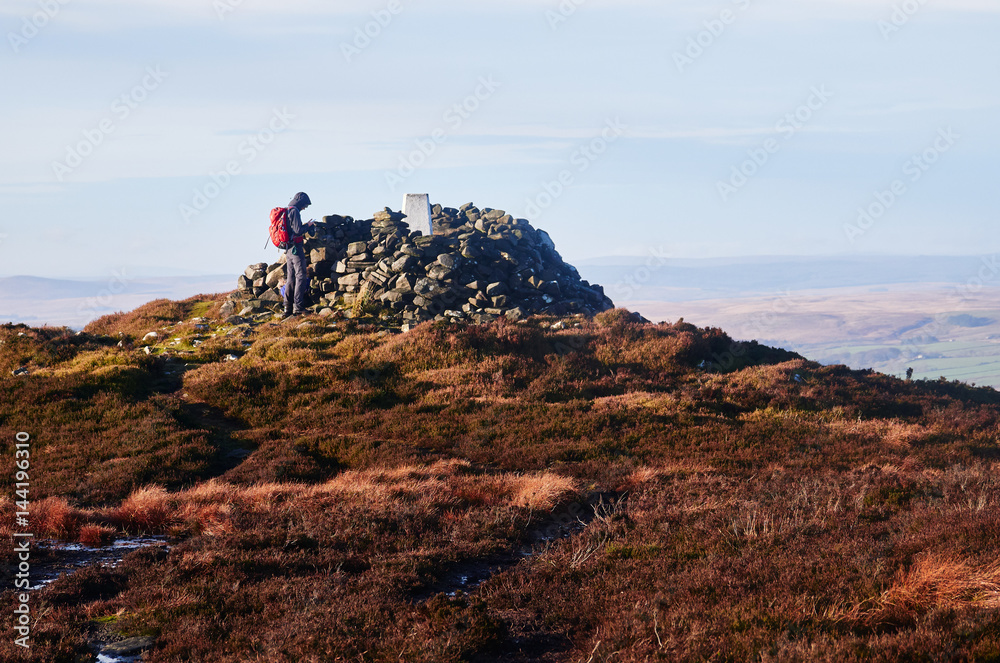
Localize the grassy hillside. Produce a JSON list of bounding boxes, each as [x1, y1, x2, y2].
[[2, 297, 1000, 662]]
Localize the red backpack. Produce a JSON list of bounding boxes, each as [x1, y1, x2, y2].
[[268, 207, 292, 249]]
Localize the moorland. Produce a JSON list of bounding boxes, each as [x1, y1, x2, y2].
[[2, 295, 1000, 662]]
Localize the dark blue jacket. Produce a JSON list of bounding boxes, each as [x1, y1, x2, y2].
[[286, 192, 312, 255]]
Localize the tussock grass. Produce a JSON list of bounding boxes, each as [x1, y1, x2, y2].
[[848, 555, 1000, 626], [43, 462, 580, 541]]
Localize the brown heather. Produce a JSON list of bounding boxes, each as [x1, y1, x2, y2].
[[2, 301, 1000, 661]]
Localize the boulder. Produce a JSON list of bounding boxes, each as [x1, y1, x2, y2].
[[338, 273, 362, 287], [265, 269, 284, 289], [244, 263, 267, 280]]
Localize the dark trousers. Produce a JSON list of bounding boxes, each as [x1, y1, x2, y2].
[[284, 246, 309, 314]]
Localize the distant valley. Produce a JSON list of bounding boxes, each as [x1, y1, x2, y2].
[[578, 254, 1000, 389]]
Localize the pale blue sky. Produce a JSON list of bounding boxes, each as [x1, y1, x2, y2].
[[1, 0, 997, 278]]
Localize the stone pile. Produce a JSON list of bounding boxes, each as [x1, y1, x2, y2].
[[223, 202, 614, 324]]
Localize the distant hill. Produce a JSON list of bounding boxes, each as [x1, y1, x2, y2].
[[0, 275, 235, 328], [575, 254, 993, 301]]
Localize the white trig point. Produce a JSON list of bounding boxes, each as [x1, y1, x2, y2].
[[402, 193, 433, 236]]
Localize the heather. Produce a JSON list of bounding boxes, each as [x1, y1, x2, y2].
[[2, 300, 1000, 662]]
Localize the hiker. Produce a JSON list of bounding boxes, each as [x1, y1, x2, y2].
[[283, 192, 315, 317]]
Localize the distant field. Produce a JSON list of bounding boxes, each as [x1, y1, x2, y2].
[[625, 284, 1000, 389]]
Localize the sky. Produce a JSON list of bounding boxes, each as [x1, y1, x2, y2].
[[0, 0, 997, 280]]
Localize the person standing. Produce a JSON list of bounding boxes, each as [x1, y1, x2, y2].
[[283, 192, 315, 317]]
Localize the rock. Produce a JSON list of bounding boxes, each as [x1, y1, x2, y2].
[[260, 289, 283, 303], [392, 255, 417, 272], [347, 241, 367, 257], [381, 289, 408, 304], [11, 367, 28, 376], [505, 307, 526, 321], [427, 264, 454, 281], [265, 269, 284, 289], [395, 275, 416, 293], [339, 273, 362, 287], [536, 230, 556, 251], [244, 263, 267, 280], [486, 282, 508, 297], [101, 637, 156, 657], [540, 281, 562, 297], [142, 332, 159, 342], [436, 253, 460, 269]]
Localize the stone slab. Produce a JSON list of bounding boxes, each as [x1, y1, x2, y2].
[[403, 193, 433, 236]]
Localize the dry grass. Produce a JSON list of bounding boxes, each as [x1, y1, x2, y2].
[[827, 417, 932, 448], [32, 497, 84, 538], [56, 462, 582, 540], [847, 555, 1000, 626], [78, 524, 117, 546], [111, 486, 173, 533]]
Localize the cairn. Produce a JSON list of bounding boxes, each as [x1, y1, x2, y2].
[[224, 202, 614, 324]]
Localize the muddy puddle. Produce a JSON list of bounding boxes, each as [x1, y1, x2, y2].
[[32, 536, 171, 590]]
